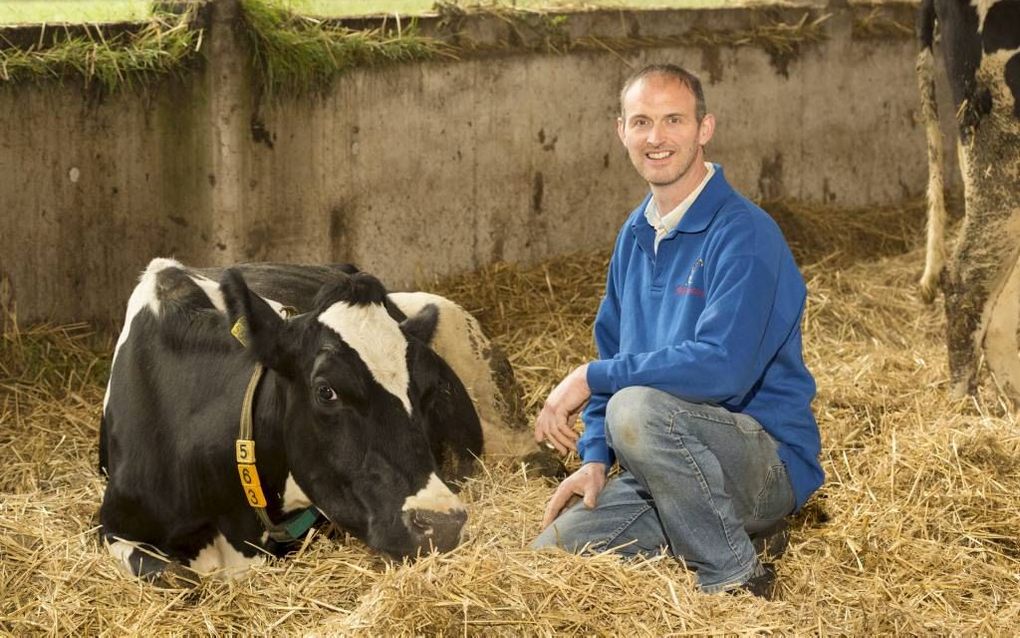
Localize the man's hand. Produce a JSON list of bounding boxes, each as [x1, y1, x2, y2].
[[541, 462, 607, 529], [534, 364, 591, 454]]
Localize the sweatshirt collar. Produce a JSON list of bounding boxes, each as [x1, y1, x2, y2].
[[630, 164, 733, 250]]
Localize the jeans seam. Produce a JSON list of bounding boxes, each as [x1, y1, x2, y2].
[[667, 410, 746, 564], [674, 408, 734, 427], [598, 503, 656, 551]]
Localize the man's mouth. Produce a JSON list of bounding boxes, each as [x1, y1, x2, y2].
[[646, 150, 674, 160]]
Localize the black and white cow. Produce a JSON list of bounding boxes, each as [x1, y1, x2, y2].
[[916, 0, 1020, 400], [99, 259, 487, 579]]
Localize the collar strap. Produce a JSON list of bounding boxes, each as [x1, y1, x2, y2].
[[232, 316, 318, 544]]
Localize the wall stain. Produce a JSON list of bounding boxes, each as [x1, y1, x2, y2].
[[537, 128, 558, 151], [531, 171, 544, 216], [329, 202, 357, 260], [758, 152, 785, 201], [700, 45, 725, 84], [250, 115, 274, 149]]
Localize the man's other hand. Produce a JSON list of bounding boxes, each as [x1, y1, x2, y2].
[[534, 364, 590, 454], [541, 462, 607, 529]]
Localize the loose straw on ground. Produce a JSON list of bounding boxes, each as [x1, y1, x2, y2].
[[2, 200, 1018, 635]]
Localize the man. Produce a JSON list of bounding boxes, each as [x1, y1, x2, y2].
[[532, 64, 823, 598]]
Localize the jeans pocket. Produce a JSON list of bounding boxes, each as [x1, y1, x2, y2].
[[753, 463, 795, 521]]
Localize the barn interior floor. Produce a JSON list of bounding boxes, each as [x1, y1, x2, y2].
[[2, 199, 1017, 635]]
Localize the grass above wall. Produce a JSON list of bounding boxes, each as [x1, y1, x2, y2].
[[289, 0, 766, 16], [1, 0, 831, 94], [0, 6, 203, 92], [0, 0, 775, 24], [240, 0, 450, 96]]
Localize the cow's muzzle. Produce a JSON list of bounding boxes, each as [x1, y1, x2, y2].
[[402, 507, 467, 554]]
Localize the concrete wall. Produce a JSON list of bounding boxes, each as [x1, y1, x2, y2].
[[0, 1, 952, 326]]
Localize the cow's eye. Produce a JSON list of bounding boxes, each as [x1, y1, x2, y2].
[[316, 384, 338, 403]]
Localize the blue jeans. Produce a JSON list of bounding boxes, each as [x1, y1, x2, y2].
[[532, 386, 795, 593]]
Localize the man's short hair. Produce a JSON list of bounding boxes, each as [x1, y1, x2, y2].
[[619, 64, 707, 123]]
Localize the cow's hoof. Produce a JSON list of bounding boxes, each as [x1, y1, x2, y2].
[[519, 450, 567, 479]]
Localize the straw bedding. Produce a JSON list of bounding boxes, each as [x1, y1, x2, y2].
[[2, 200, 1018, 635]]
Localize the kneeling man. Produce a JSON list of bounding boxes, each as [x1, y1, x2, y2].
[[532, 64, 823, 598]]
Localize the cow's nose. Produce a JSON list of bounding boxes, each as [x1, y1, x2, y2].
[[405, 507, 467, 553]]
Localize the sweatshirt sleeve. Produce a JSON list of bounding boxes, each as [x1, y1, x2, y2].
[[576, 252, 621, 466], [586, 219, 789, 405]]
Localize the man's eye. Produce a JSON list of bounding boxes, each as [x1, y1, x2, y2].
[[316, 384, 338, 403]]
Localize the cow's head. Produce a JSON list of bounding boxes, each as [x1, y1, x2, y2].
[[220, 268, 468, 559]]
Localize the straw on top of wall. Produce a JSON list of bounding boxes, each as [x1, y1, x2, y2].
[[1, 201, 1018, 634]]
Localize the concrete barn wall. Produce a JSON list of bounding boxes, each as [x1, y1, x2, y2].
[[0, 1, 953, 326]]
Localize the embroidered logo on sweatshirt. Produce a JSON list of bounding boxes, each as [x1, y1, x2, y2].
[[675, 258, 705, 297]]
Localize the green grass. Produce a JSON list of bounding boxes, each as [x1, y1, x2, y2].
[[0, 7, 202, 91], [0, 1, 152, 24], [241, 0, 447, 95]]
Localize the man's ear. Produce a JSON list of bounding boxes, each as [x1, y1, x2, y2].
[[617, 116, 626, 145], [400, 303, 439, 346], [220, 268, 295, 375], [698, 113, 716, 147]]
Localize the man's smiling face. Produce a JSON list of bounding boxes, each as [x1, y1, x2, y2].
[[617, 73, 713, 189]]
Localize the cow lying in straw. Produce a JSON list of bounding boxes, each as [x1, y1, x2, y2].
[[916, 0, 1020, 400], [98, 259, 553, 580]]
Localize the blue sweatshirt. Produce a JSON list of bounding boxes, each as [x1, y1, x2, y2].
[[580, 166, 824, 510]]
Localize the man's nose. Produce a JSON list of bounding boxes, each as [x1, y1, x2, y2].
[[647, 121, 665, 145]]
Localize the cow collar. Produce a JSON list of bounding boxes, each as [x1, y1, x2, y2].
[[231, 316, 319, 544]]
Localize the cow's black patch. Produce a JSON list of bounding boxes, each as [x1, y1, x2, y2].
[[983, 1, 1020, 53]]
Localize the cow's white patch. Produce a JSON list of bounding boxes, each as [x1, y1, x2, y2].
[[186, 272, 228, 313], [188, 533, 263, 580], [970, 0, 1000, 31], [282, 473, 312, 512], [389, 292, 532, 456], [103, 257, 183, 412], [106, 538, 140, 575], [318, 302, 411, 413], [401, 473, 464, 514]]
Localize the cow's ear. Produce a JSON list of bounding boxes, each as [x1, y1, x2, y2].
[[400, 303, 439, 345], [220, 268, 295, 374]]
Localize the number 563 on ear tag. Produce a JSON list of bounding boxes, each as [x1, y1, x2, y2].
[[237, 463, 267, 508]]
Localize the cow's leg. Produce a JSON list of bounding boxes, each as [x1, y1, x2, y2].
[[917, 46, 948, 302], [103, 531, 172, 580], [944, 102, 1020, 399], [99, 487, 173, 579]]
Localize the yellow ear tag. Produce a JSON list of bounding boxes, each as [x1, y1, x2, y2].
[[231, 318, 249, 347], [237, 463, 267, 508]]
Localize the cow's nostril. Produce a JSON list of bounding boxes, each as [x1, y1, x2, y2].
[[411, 511, 434, 537]]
